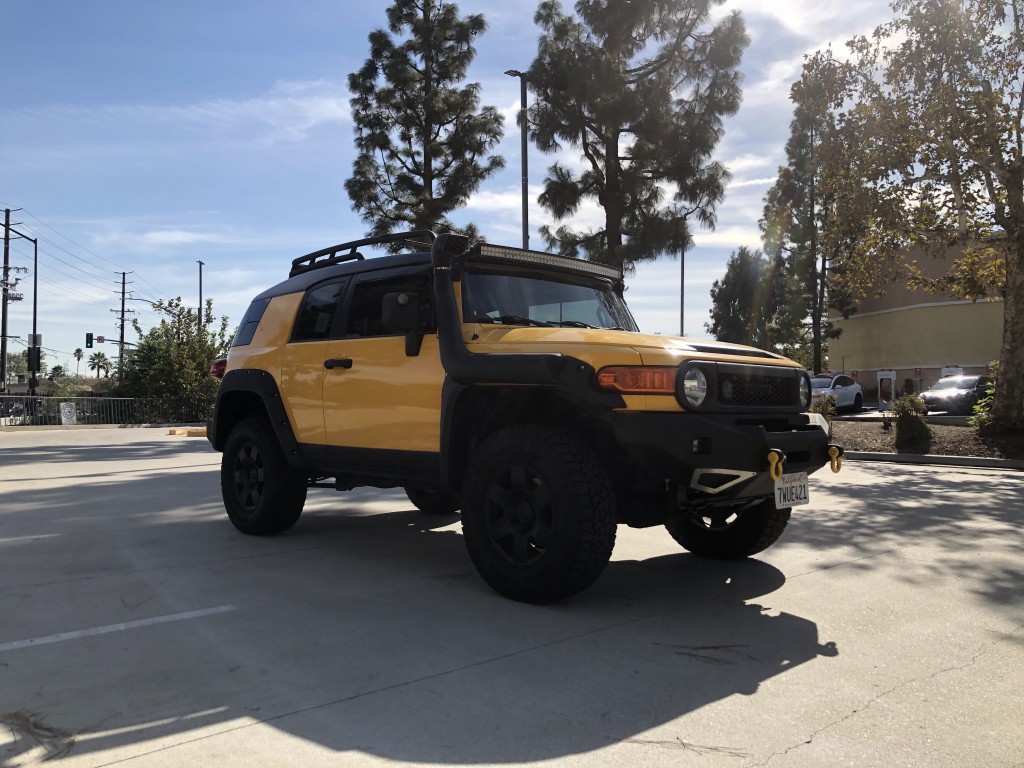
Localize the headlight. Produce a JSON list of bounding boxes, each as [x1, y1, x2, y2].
[[682, 368, 708, 408], [799, 374, 812, 410]]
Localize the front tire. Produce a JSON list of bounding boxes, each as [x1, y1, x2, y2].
[[221, 416, 307, 535], [666, 499, 790, 559], [461, 426, 617, 603]]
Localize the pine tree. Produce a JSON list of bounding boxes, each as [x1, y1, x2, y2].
[[760, 51, 860, 372], [527, 0, 748, 278], [706, 246, 775, 348], [345, 0, 505, 242]]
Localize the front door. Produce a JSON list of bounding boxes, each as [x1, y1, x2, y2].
[[322, 270, 444, 456]]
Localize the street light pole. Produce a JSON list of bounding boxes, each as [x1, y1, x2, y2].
[[30, 235, 37, 396], [197, 260, 205, 334], [504, 69, 529, 251]]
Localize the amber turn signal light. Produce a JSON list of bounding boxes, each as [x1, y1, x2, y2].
[[597, 366, 677, 394]]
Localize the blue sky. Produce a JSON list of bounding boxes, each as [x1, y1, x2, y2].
[[0, 0, 893, 373]]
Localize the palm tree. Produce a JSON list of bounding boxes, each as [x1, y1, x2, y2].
[[88, 352, 110, 378], [74, 348, 83, 374]]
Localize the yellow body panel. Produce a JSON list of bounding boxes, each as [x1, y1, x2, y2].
[[279, 340, 331, 445], [224, 287, 805, 445], [322, 334, 444, 452], [464, 326, 799, 412]]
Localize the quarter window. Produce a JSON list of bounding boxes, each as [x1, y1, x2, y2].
[[231, 298, 270, 347], [291, 281, 347, 342]]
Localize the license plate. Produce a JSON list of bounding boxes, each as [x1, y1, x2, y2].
[[774, 472, 809, 508]]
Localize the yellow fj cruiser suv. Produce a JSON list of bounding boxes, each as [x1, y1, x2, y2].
[[209, 231, 843, 602]]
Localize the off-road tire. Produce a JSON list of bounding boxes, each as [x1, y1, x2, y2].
[[405, 487, 460, 515], [221, 416, 307, 535], [462, 425, 617, 603], [666, 499, 790, 559]]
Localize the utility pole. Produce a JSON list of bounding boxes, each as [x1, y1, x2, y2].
[[1, 212, 40, 394], [1, 208, 10, 393], [110, 272, 134, 381], [119, 272, 127, 378], [196, 260, 204, 334]]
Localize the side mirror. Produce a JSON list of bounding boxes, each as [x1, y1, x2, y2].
[[382, 292, 420, 333]]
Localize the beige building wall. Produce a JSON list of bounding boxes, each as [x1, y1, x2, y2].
[[828, 246, 1003, 395], [829, 299, 1002, 395]]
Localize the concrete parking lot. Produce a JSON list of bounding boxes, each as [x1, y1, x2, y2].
[[1, 427, 1022, 767]]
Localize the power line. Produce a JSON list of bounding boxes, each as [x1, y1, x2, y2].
[[7, 237, 120, 294], [14, 208, 172, 300]]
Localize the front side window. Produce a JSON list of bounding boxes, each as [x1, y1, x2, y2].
[[461, 268, 637, 331], [344, 273, 433, 338]]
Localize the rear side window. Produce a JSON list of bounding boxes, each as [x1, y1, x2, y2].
[[231, 298, 271, 347], [291, 280, 348, 342]]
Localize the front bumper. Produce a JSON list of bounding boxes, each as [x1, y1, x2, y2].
[[611, 411, 836, 504]]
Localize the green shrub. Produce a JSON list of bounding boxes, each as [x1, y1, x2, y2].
[[808, 395, 835, 439], [892, 393, 931, 449], [808, 394, 836, 420], [969, 361, 998, 433]]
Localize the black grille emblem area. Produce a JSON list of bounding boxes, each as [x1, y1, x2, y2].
[[716, 367, 794, 408]]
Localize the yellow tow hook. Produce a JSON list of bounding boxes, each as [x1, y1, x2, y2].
[[828, 444, 844, 473], [767, 449, 786, 481]]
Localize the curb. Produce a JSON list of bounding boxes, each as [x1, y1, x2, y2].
[[844, 451, 1024, 471]]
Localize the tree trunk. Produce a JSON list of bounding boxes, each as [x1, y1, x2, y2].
[[992, 235, 1024, 429], [604, 133, 624, 270]]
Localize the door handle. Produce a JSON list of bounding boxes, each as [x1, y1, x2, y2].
[[324, 358, 353, 370]]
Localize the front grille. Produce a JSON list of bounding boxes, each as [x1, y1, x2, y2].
[[716, 364, 797, 409]]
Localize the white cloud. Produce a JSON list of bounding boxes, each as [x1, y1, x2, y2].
[[3, 78, 351, 154]]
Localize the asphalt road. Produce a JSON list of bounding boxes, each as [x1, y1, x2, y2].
[[1, 428, 1022, 767]]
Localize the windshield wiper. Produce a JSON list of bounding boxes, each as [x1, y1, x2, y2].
[[552, 320, 597, 329], [494, 314, 554, 328]]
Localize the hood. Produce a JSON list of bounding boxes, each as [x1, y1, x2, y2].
[[468, 327, 798, 367]]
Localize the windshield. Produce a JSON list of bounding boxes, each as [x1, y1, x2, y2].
[[461, 268, 638, 331], [810, 377, 834, 388], [930, 376, 978, 391]]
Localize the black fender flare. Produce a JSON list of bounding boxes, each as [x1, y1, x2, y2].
[[208, 369, 305, 470]]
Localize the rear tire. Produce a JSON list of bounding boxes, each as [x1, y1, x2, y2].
[[852, 394, 863, 412], [462, 426, 617, 603], [405, 487, 460, 515], [666, 499, 790, 559], [221, 416, 307, 535]]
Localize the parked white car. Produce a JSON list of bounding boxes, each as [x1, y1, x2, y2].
[[811, 373, 864, 412]]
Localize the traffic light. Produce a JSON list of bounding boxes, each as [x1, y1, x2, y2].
[[85, 332, 93, 348]]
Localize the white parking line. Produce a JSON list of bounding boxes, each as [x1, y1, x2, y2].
[[0, 534, 61, 544], [0, 605, 237, 653]]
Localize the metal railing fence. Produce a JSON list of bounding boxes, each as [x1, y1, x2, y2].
[[0, 395, 214, 427]]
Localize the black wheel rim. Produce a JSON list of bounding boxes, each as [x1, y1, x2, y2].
[[483, 464, 554, 565], [232, 441, 265, 511]]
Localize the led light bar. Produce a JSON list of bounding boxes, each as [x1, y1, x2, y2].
[[476, 244, 623, 281]]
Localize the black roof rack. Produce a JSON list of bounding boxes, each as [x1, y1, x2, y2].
[[289, 229, 437, 278]]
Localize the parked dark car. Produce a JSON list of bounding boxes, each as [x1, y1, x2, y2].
[[920, 375, 993, 415]]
